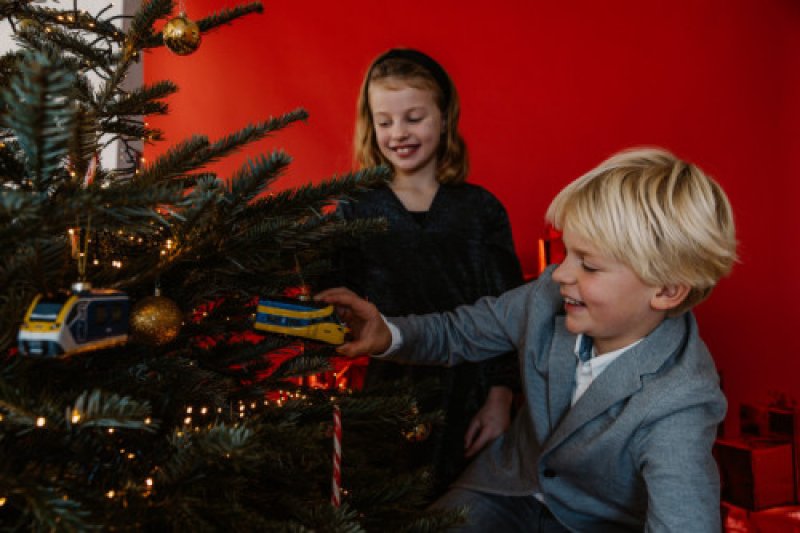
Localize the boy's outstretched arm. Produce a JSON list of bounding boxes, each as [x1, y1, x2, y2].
[[314, 287, 393, 357]]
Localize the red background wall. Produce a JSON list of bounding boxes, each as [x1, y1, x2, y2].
[[146, 0, 800, 434]]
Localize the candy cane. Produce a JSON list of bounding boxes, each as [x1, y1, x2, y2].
[[331, 404, 342, 506]]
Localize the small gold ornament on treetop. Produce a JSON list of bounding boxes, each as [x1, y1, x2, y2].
[[162, 13, 201, 56], [130, 288, 183, 346]]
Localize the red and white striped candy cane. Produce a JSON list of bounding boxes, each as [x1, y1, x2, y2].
[[331, 404, 342, 506]]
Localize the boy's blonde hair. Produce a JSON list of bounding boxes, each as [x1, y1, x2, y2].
[[546, 147, 737, 315], [353, 49, 468, 184]]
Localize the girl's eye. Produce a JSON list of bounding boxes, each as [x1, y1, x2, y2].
[[407, 116, 422, 123]]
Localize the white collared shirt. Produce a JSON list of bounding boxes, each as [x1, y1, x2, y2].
[[572, 334, 641, 405]]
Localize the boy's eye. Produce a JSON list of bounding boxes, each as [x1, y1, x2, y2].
[[581, 262, 599, 273]]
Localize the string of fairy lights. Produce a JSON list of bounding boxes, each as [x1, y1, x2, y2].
[[0, 381, 355, 506], [65, 224, 177, 275]]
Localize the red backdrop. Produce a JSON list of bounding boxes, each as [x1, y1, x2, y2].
[[146, 0, 800, 434]]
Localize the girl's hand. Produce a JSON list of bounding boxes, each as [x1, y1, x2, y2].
[[464, 386, 513, 457], [314, 287, 392, 357]]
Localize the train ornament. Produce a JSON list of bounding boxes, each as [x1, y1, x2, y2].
[[18, 282, 130, 358], [254, 296, 349, 345]]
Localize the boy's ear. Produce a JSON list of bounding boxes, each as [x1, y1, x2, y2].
[[651, 283, 690, 311]]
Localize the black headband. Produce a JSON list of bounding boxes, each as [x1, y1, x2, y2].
[[371, 48, 452, 107]]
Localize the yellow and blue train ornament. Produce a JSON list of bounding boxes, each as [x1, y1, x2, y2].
[[254, 296, 348, 345], [18, 283, 130, 358]]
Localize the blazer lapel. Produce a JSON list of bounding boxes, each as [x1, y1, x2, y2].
[[543, 315, 688, 453], [546, 316, 578, 431]]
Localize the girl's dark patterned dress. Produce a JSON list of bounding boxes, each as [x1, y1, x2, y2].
[[329, 183, 524, 494]]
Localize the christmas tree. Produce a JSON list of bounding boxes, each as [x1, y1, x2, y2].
[[0, 1, 460, 530]]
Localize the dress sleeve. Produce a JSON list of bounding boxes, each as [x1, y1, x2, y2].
[[477, 190, 524, 391], [316, 200, 362, 294], [482, 192, 524, 294]]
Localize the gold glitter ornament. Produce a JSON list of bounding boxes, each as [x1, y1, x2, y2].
[[129, 290, 183, 346], [162, 13, 201, 56], [403, 422, 432, 442], [18, 18, 41, 31], [402, 401, 431, 442]]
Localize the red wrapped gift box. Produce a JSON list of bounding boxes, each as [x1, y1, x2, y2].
[[722, 502, 800, 533], [751, 505, 800, 532], [714, 438, 795, 510], [740, 403, 772, 438], [765, 406, 800, 503], [740, 401, 800, 504]]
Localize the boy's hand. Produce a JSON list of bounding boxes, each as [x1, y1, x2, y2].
[[314, 287, 392, 357], [464, 386, 513, 457]]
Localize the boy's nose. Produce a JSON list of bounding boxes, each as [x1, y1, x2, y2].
[[551, 261, 572, 284]]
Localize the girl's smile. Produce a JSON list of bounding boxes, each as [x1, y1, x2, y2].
[[391, 143, 421, 157]]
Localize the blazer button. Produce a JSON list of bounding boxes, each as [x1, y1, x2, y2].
[[543, 468, 556, 478]]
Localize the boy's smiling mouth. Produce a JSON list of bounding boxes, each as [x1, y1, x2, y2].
[[563, 296, 585, 307]]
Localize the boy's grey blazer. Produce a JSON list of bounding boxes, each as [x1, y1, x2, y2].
[[387, 267, 726, 532]]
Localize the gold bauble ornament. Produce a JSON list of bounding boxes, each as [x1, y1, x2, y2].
[[403, 422, 432, 442], [162, 13, 201, 56], [402, 400, 431, 442], [130, 293, 183, 346], [18, 18, 41, 31]]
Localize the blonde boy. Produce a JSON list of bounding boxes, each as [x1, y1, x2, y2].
[[317, 148, 737, 531]]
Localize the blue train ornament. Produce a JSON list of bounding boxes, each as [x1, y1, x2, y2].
[[17, 282, 130, 358], [254, 296, 349, 345]]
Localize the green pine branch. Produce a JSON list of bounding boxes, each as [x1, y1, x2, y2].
[[265, 353, 332, 384], [189, 109, 309, 170], [196, 2, 266, 33], [25, 25, 114, 71], [247, 166, 389, 219], [66, 107, 99, 182], [13, 27, 108, 79], [126, 0, 173, 54], [227, 151, 293, 210], [69, 390, 157, 431], [98, 119, 163, 150], [101, 80, 177, 118], [135, 135, 210, 183], [9, 484, 93, 532], [1, 50, 75, 188]]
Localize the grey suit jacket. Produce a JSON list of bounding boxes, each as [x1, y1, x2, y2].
[[387, 267, 725, 532]]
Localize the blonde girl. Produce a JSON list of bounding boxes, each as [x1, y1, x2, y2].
[[335, 48, 523, 495]]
